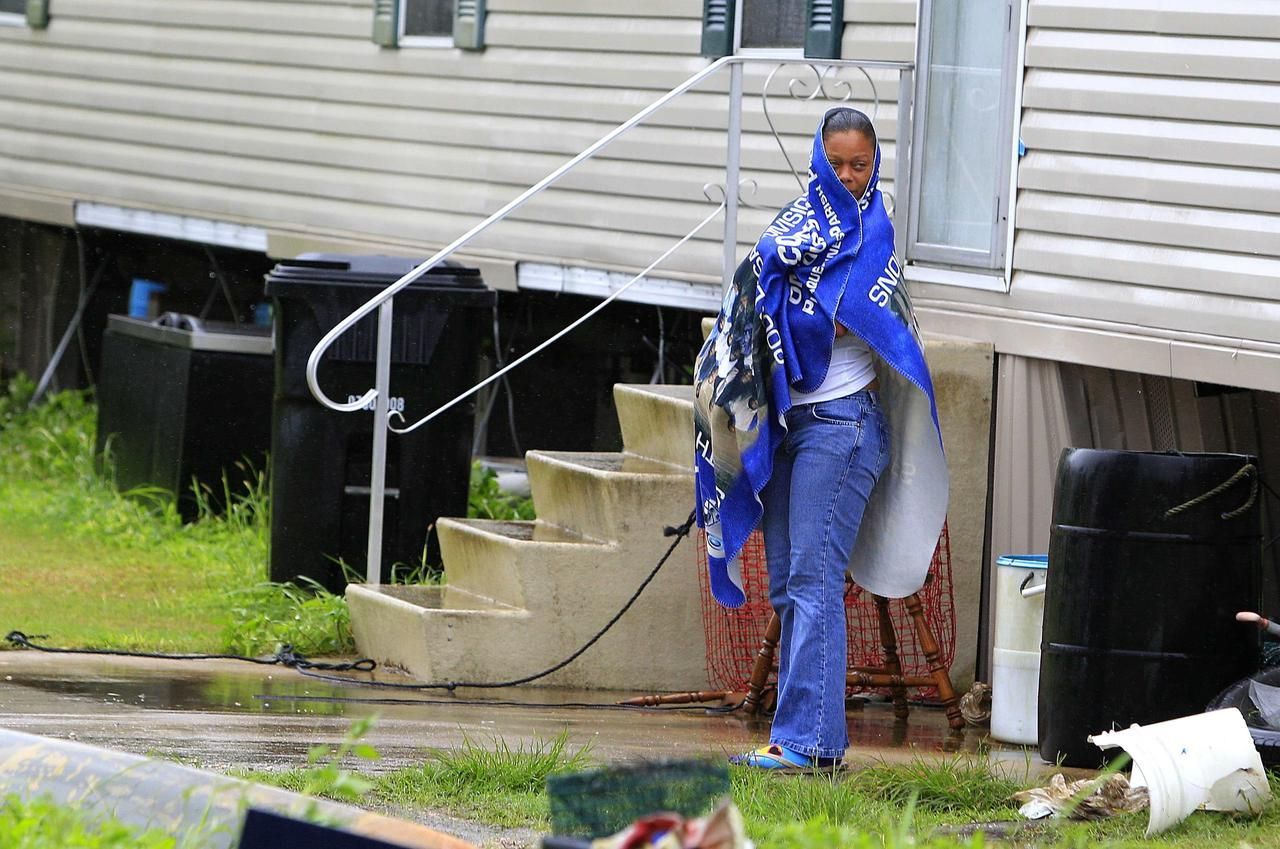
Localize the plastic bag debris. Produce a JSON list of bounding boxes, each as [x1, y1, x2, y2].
[[1014, 773, 1148, 821], [1088, 708, 1271, 836], [959, 681, 992, 726], [1248, 679, 1280, 729], [590, 799, 750, 849]]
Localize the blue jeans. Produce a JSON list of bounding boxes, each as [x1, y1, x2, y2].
[[760, 390, 890, 759]]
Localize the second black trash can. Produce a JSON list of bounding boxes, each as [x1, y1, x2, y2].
[[95, 313, 273, 522], [266, 254, 494, 592]]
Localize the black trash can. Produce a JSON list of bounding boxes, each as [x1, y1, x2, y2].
[[1038, 448, 1262, 767], [265, 254, 493, 592], [95, 312, 274, 521]]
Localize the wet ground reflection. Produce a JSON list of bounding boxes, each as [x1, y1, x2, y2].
[[0, 651, 1044, 775]]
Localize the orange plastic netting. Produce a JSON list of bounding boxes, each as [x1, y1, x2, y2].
[[696, 522, 956, 700]]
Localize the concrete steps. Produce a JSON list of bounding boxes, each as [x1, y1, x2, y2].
[[348, 383, 710, 691], [615, 383, 694, 469], [433, 517, 605, 609], [525, 450, 689, 541]]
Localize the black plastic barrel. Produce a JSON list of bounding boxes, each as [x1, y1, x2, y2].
[[266, 254, 494, 592], [1038, 448, 1261, 767]]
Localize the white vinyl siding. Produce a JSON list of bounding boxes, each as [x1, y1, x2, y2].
[[1012, 0, 1280, 342], [0, 0, 916, 288], [912, 0, 1280, 392]]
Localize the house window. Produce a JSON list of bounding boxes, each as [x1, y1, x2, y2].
[[701, 0, 843, 59], [907, 0, 1020, 273], [375, 0, 485, 49], [741, 0, 806, 50], [400, 0, 452, 46], [0, 0, 26, 26]]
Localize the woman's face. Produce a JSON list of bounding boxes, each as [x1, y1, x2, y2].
[[823, 130, 876, 200]]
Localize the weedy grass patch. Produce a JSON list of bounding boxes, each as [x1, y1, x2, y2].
[[0, 793, 188, 849], [854, 754, 1024, 814], [468, 461, 535, 521], [376, 729, 594, 827], [235, 722, 1280, 849], [241, 729, 592, 829], [732, 753, 1021, 846], [0, 382, 350, 656]]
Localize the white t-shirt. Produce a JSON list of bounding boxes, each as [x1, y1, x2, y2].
[[789, 331, 877, 406]]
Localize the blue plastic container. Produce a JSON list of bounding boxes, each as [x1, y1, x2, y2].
[[127, 278, 168, 318]]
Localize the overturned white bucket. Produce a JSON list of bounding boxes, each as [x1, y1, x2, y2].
[[1089, 708, 1271, 836], [991, 554, 1047, 745]]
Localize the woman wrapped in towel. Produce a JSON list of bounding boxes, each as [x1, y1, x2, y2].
[[694, 107, 949, 771]]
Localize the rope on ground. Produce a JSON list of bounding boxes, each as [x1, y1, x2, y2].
[[294, 510, 698, 692]]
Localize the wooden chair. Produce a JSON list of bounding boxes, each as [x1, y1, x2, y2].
[[740, 591, 965, 730]]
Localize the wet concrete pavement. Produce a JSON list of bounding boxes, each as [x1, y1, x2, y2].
[[0, 649, 1051, 780]]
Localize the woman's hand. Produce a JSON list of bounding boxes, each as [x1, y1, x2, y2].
[[835, 321, 848, 338]]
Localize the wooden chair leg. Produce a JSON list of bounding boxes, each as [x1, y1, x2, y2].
[[903, 593, 965, 730], [873, 595, 911, 721], [742, 611, 781, 716]]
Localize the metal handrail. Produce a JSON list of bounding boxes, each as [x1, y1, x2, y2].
[[304, 54, 734, 415], [304, 55, 915, 583], [388, 200, 727, 436]]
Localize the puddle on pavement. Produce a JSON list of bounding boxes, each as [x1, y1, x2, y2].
[[0, 652, 1070, 781], [0, 654, 1007, 755], [6, 668, 354, 716]]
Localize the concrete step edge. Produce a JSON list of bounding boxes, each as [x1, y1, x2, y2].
[[347, 582, 525, 615], [526, 450, 691, 479], [437, 516, 609, 547]]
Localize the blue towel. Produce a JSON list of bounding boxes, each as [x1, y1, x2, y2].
[[694, 109, 949, 607]]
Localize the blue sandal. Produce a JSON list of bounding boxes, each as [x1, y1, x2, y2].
[[729, 744, 844, 774]]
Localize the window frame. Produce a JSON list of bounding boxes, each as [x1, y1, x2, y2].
[[397, 0, 454, 49], [0, 0, 25, 28], [905, 0, 1021, 275]]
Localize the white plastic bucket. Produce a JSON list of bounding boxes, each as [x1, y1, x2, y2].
[[1090, 708, 1271, 836], [990, 554, 1047, 745]]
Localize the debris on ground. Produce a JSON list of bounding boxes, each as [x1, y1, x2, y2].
[[589, 799, 749, 849], [1089, 708, 1271, 836], [935, 820, 1042, 841], [1013, 773, 1148, 821], [959, 681, 991, 726], [1249, 678, 1280, 728]]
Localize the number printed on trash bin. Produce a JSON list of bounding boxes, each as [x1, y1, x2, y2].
[[349, 394, 405, 412]]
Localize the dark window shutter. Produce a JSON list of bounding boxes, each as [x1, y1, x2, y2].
[[453, 0, 485, 49], [373, 0, 399, 47], [804, 0, 843, 59], [701, 0, 737, 58], [26, 0, 48, 28]]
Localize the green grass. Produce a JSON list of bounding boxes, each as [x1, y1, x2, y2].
[[855, 754, 1024, 813], [6, 379, 1280, 849], [732, 755, 1021, 847], [0, 794, 191, 849], [242, 730, 593, 828], [0, 380, 350, 656], [0, 378, 534, 652], [467, 461, 535, 521], [241, 732, 1280, 849]]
